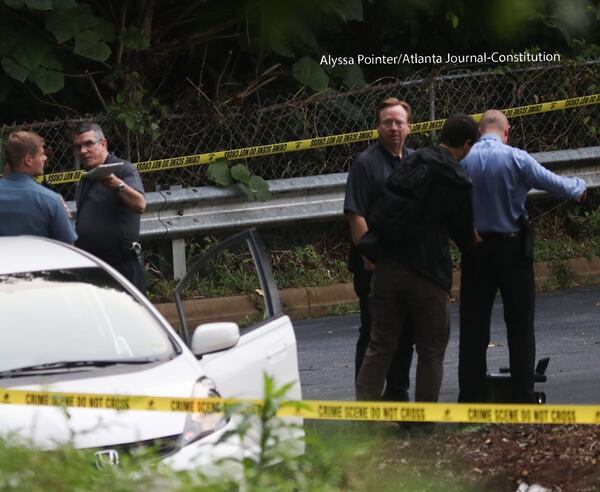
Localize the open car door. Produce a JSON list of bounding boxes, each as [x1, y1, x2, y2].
[[174, 228, 302, 404]]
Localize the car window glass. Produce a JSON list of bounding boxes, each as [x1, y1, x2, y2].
[[0, 268, 177, 372]]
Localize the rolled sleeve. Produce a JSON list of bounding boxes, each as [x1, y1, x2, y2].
[[521, 151, 587, 200], [120, 166, 144, 194]]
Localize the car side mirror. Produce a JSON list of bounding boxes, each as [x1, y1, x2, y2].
[[190, 322, 240, 357]]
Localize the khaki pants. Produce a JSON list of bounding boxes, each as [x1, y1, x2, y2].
[[356, 258, 449, 402]]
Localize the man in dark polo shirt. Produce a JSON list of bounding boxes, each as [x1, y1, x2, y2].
[[343, 97, 415, 401], [73, 123, 147, 293]]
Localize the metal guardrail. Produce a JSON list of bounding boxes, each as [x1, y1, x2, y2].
[[67, 146, 600, 278], [141, 173, 348, 239]]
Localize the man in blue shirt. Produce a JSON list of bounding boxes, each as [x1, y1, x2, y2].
[[459, 109, 586, 403], [0, 131, 76, 244]]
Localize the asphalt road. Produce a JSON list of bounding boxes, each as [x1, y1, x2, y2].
[[294, 285, 600, 404]]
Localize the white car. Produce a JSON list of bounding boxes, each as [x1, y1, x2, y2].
[[0, 229, 303, 476]]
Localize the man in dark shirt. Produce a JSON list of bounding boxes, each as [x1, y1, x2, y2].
[[356, 114, 479, 403], [72, 123, 147, 293], [344, 98, 415, 401]]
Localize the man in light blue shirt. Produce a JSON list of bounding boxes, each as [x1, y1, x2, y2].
[[0, 131, 77, 244], [459, 109, 585, 403]]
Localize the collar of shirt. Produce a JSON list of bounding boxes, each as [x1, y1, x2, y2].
[[479, 133, 503, 144], [376, 141, 409, 160], [5, 171, 35, 183]]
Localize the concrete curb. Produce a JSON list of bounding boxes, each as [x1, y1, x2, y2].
[[154, 256, 600, 328]]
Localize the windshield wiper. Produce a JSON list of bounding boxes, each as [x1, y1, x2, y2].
[[0, 358, 163, 378]]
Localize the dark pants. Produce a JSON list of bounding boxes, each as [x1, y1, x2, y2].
[[356, 260, 448, 402], [114, 257, 147, 295], [353, 266, 414, 401], [458, 237, 535, 403]]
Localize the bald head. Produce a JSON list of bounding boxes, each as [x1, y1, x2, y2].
[[479, 110, 510, 143]]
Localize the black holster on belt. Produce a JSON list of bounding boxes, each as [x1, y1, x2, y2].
[[129, 241, 144, 266], [518, 216, 534, 260]]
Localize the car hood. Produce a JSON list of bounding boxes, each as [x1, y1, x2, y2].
[[0, 354, 204, 449]]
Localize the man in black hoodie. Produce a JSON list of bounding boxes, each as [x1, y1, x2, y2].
[[356, 114, 479, 403]]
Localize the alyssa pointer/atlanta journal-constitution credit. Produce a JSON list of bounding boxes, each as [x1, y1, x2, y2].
[[320, 52, 561, 67]]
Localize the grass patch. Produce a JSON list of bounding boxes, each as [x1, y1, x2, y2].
[[0, 423, 483, 492], [304, 421, 481, 492], [326, 302, 360, 317], [0, 376, 482, 492]]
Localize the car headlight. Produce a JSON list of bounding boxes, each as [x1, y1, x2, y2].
[[180, 376, 228, 447]]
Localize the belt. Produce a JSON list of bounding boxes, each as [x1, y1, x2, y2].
[[479, 232, 520, 240]]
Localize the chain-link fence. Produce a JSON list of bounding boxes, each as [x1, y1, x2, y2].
[[3, 61, 599, 290], [3, 61, 599, 202]]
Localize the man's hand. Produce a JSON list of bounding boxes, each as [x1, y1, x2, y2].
[[100, 173, 146, 213], [576, 190, 587, 203], [346, 212, 369, 246], [100, 173, 122, 190]]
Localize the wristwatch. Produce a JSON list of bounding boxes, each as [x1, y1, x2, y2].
[[117, 181, 125, 192]]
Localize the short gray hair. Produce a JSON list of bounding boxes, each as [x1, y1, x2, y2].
[[72, 122, 105, 140]]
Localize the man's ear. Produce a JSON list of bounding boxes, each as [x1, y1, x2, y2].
[[461, 140, 473, 159], [22, 153, 33, 168]]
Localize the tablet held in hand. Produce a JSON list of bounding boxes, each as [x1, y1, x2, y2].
[[83, 162, 123, 180]]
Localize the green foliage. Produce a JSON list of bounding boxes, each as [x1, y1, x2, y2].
[[338, 64, 366, 89], [122, 26, 151, 50], [549, 259, 575, 290], [1, 56, 29, 83], [230, 163, 251, 183], [46, 9, 83, 43], [206, 159, 234, 186], [326, 302, 360, 316], [446, 11, 460, 29], [239, 175, 271, 202], [206, 159, 271, 201], [242, 0, 363, 57], [293, 55, 367, 91], [73, 29, 111, 61], [0, 37, 64, 94], [185, 247, 260, 299], [0, 376, 481, 491], [0, 0, 114, 96], [292, 56, 329, 91], [107, 71, 168, 140], [1, 0, 599, 121], [5, 0, 51, 9], [146, 233, 352, 302], [272, 245, 351, 289]]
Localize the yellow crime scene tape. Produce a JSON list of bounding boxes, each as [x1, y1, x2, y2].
[[40, 93, 600, 185], [2, 388, 600, 425]]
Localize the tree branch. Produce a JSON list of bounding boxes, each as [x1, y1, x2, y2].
[[115, 0, 128, 65]]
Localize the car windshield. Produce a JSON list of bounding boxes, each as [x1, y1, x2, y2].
[[0, 268, 178, 373]]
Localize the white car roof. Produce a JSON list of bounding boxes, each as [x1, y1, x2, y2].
[[0, 236, 98, 274]]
